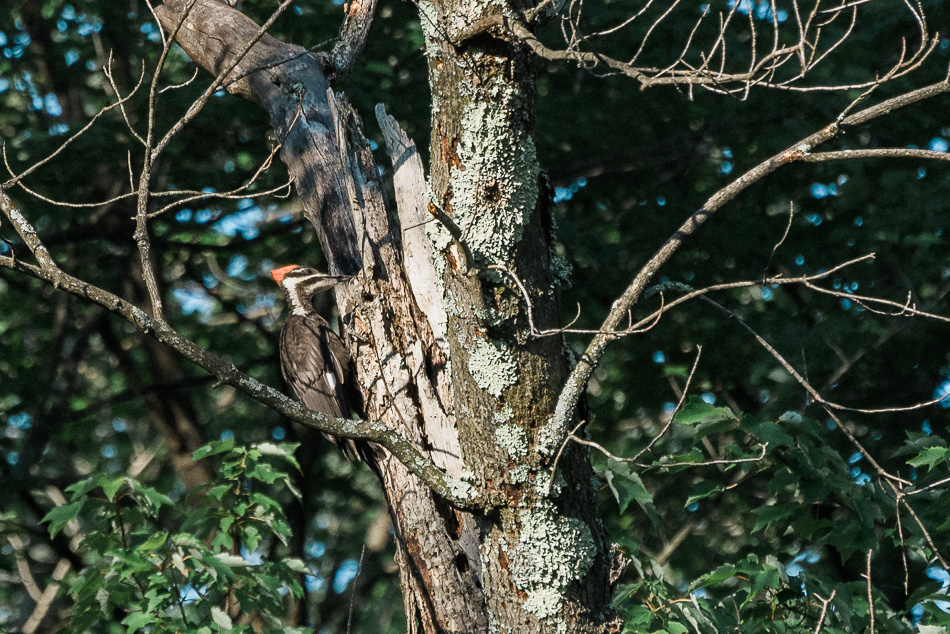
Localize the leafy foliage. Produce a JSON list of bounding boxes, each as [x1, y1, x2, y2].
[[599, 407, 950, 632], [43, 440, 308, 633], [1, 0, 949, 631]]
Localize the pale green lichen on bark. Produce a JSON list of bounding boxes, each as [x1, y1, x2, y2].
[[512, 500, 596, 618], [494, 405, 514, 423], [451, 79, 540, 267], [467, 336, 517, 397], [495, 423, 527, 458]]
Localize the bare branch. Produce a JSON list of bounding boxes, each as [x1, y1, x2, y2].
[[325, 0, 379, 79], [512, 0, 938, 95], [0, 192, 486, 510], [572, 434, 768, 469], [544, 78, 950, 456], [813, 590, 837, 633]]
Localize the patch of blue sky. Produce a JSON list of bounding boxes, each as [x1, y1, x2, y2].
[[848, 451, 862, 464], [553, 177, 588, 203], [139, 22, 160, 43], [77, 21, 102, 37], [0, 32, 7, 47], [810, 182, 838, 199], [9, 412, 32, 429], [62, 5, 77, 20], [271, 426, 286, 440], [652, 350, 666, 364], [305, 575, 325, 592], [786, 548, 821, 577], [220, 430, 235, 441], [44, 93, 63, 117], [214, 206, 264, 239], [928, 137, 949, 153], [933, 378, 950, 408], [173, 286, 215, 316], [334, 559, 360, 593], [921, 567, 950, 614], [922, 420, 932, 435], [195, 208, 214, 223], [65, 49, 80, 65], [241, 546, 263, 566], [0, 79, 8, 93], [804, 212, 822, 226], [794, 254, 804, 266], [227, 254, 249, 277], [307, 541, 327, 559], [701, 393, 716, 405]]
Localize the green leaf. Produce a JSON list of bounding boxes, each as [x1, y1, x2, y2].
[[65, 476, 100, 500], [256, 442, 301, 470], [136, 530, 168, 552], [909, 447, 950, 472], [43, 500, 84, 538], [685, 481, 723, 507], [99, 475, 127, 502], [121, 611, 153, 632], [696, 564, 736, 588], [211, 606, 233, 630], [751, 503, 800, 533], [283, 557, 310, 574], [134, 485, 174, 510], [193, 438, 235, 461], [243, 525, 261, 552], [673, 396, 736, 426], [214, 553, 250, 568], [604, 461, 654, 514]]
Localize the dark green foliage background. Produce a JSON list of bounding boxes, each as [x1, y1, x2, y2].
[[1, 0, 949, 631]]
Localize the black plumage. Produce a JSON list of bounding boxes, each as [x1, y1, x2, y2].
[[271, 265, 367, 463]]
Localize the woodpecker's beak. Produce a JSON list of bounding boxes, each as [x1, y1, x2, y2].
[[270, 264, 299, 284]]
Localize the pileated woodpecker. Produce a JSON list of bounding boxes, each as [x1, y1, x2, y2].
[[270, 264, 369, 464]]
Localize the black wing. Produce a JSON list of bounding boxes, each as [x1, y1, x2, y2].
[[279, 314, 376, 466], [280, 313, 352, 420]]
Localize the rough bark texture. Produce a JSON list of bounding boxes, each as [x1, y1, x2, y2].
[[416, 2, 614, 630], [155, 1, 615, 631]]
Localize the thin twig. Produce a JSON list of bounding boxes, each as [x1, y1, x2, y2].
[[632, 346, 703, 462], [813, 590, 837, 633]]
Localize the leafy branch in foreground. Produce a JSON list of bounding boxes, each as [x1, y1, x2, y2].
[[598, 404, 950, 633], [44, 440, 309, 634]]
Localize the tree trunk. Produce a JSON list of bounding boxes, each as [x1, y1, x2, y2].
[[156, 1, 616, 631]]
